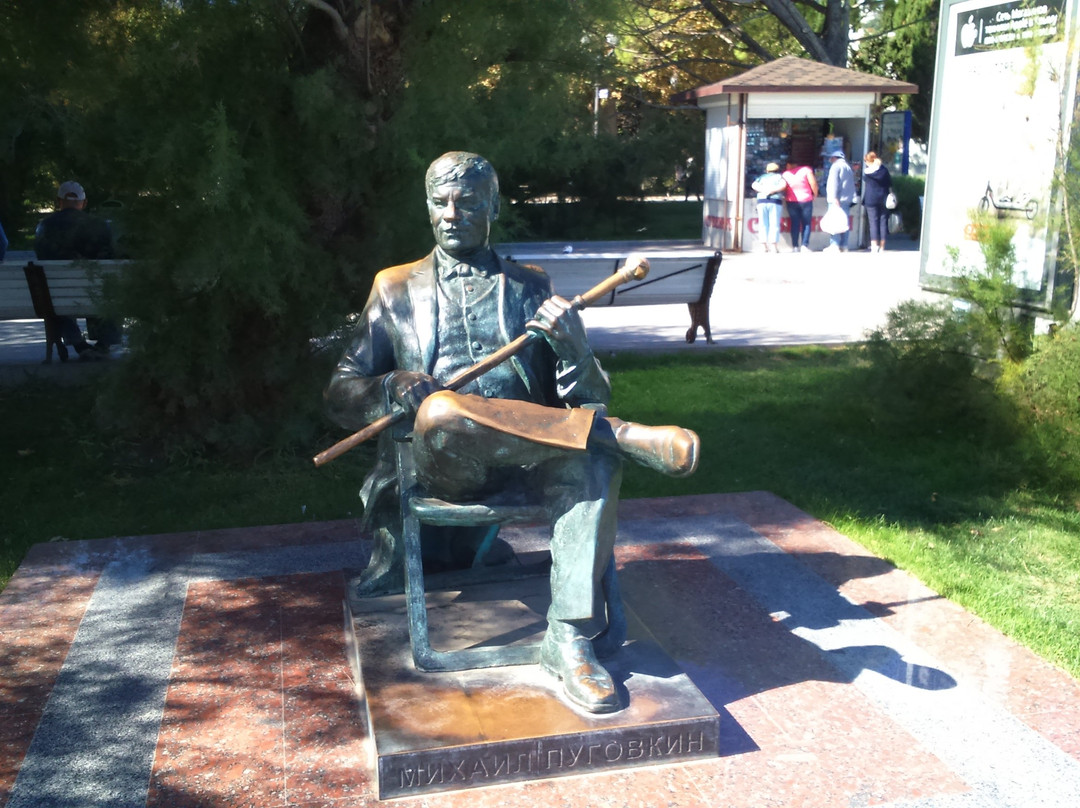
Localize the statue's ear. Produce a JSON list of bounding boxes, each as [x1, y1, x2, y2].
[[491, 193, 500, 223]]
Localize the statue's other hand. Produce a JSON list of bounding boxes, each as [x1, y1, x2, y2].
[[386, 370, 442, 414], [528, 295, 591, 362]]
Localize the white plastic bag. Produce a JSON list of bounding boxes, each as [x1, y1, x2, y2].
[[820, 204, 849, 235], [888, 212, 904, 234]]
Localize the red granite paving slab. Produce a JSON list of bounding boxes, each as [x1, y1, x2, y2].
[[617, 493, 726, 521], [615, 540, 969, 807], [20, 532, 202, 566], [282, 685, 370, 804], [279, 570, 372, 804], [1023, 707, 1080, 759], [0, 711, 39, 807], [193, 519, 364, 555], [168, 585, 284, 692], [17, 538, 126, 566], [149, 577, 290, 808], [279, 571, 349, 692], [150, 571, 372, 808], [0, 558, 100, 808], [149, 686, 286, 805], [0, 567, 98, 631], [0, 625, 76, 709], [718, 492, 1080, 764]]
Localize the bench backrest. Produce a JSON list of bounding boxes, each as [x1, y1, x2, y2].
[[498, 249, 720, 308], [0, 260, 125, 319], [0, 264, 34, 319]]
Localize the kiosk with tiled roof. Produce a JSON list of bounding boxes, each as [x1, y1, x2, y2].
[[674, 56, 917, 252]]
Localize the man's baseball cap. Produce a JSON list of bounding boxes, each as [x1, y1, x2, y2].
[[57, 181, 86, 201]]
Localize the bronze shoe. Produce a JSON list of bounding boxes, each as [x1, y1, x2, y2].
[[540, 625, 621, 714], [613, 421, 700, 477]]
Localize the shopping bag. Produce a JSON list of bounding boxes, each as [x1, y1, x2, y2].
[[888, 212, 904, 234], [820, 203, 849, 235], [886, 191, 898, 210]]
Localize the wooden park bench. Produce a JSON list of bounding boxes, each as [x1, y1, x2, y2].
[[0, 259, 125, 362], [497, 242, 722, 344]]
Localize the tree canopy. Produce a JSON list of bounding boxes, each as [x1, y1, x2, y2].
[[851, 0, 939, 142], [0, 0, 934, 453]]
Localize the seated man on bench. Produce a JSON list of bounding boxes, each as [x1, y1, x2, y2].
[[34, 180, 122, 359], [325, 152, 699, 713]]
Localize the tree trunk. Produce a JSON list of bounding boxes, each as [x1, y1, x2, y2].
[[719, 0, 850, 68], [821, 0, 851, 66]]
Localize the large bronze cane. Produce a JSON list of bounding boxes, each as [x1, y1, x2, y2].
[[312, 254, 650, 467]]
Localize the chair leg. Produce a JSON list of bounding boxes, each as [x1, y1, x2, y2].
[[401, 507, 439, 670], [470, 524, 501, 568], [403, 507, 542, 672]]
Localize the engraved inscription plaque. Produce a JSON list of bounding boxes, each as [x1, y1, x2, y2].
[[385, 725, 717, 798]]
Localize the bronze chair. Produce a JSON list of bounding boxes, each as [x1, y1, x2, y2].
[[389, 429, 626, 673]]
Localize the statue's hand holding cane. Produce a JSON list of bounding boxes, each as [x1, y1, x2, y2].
[[313, 254, 649, 467]]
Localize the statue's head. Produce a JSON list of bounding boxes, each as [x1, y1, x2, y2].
[[425, 151, 500, 258]]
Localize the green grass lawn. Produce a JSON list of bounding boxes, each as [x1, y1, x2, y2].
[[3, 347, 1078, 678]]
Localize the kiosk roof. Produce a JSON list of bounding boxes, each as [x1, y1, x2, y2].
[[673, 56, 918, 102]]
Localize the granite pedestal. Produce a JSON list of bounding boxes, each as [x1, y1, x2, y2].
[[346, 575, 719, 798]]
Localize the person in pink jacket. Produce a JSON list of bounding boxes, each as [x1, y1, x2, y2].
[[782, 161, 819, 253]]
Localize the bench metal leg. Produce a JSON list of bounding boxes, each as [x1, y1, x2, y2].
[[685, 254, 720, 345], [685, 301, 713, 344], [42, 316, 69, 363]]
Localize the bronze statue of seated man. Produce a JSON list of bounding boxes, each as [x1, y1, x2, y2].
[[325, 151, 699, 713]]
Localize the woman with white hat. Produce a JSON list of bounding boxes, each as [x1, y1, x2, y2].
[[751, 162, 787, 253]]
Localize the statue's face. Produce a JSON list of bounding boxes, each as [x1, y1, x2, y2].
[[427, 178, 497, 258]]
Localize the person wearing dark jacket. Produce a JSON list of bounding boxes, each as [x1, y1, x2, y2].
[[862, 152, 893, 253], [34, 180, 121, 359]]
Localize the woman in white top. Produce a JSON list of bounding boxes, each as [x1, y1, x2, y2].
[[752, 162, 787, 253]]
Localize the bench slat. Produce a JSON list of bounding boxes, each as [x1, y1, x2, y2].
[[503, 254, 717, 308], [497, 244, 721, 344], [0, 261, 123, 319]]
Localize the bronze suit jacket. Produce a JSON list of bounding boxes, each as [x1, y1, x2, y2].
[[325, 250, 611, 522]]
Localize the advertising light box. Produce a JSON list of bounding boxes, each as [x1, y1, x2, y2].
[[922, 0, 1080, 309]]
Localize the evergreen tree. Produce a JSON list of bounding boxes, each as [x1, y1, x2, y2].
[[877, 0, 938, 142], [2, 0, 655, 455]]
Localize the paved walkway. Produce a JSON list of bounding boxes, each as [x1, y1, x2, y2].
[[583, 235, 936, 353], [2, 492, 1078, 807], [0, 238, 936, 381], [11, 241, 1074, 807]]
